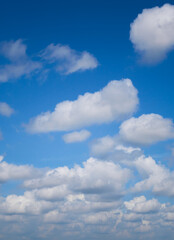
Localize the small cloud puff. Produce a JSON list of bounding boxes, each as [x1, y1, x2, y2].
[[62, 130, 91, 143]]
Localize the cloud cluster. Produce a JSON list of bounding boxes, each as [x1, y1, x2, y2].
[[130, 4, 174, 64], [25, 79, 139, 133], [41, 43, 99, 74], [24, 157, 131, 200], [0, 151, 174, 239]]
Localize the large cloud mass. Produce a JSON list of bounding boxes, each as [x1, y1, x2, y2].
[[25, 79, 139, 133], [130, 4, 174, 64]]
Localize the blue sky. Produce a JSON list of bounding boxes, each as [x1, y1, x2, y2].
[[1, 0, 174, 239]]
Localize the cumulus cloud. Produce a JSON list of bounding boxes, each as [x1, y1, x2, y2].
[[132, 155, 174, 197], [0, 39, 42, 82], [0, 154, 174, 239], [41, 43, 98, 74], [0, 192, 54, 215], [0, 158, 42, 183], [124, 196, 163, 214], [0, 102, 14, 117], [25, 79, 139, 133], [119, 114, 174, 145], [130, 4, 174, 64], [24, 158, 131, 200], [62, 130, 91, 143]]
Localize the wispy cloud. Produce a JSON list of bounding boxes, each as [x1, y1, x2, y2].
[[63, 130, 91, 143], [41, 43, 99, 74], [0, 102, 14, 117], [0, 39, 42, 82]]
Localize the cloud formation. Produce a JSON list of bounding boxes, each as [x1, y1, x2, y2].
[[124, 196, 163, 213], [0, 158, 42, 183], [130, 4, 174, 64], [0, 102, 14, 117], [119, 114, 174, 145], [63, 130, 91, 143], [41, 43, 99, 74], [24, 157, 131, 199], [0, 39, 42, 82], [132, 155, 174, 197], [0, 155, 173, 240], [25, 79, 139, 133]]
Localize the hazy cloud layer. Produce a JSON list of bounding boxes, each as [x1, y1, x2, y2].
[[130, 4, 174, 64]]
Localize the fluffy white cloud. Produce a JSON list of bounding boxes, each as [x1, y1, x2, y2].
[[0, 154, 174, 239], [25, 79, 139, 133], [132, 155, 174, 196], [130, 4, 174, 64], [0, 102, 14, 117], [0, 39, 42, 82], [41, 43, 98, 74], [24, 158, 131, 200], [0, 192, 53, 215], [119, 114, 174, 145], [0, 158, 42, 183], [62, 130, 91, 143], [124, 196, 162, 213]]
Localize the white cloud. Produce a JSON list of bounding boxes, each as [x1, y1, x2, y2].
[[0, 39, 42, 82], [25, 79, 139, 133], [90, 136, 116, 156], [130, 4, 174, 64], [0, 158, 42, 183], [90, 134, 142, 162], [0, 102, 14, 117], [0, 192, 53, 215], [0, 154, 174, 239], [62, 130, 91, 143], [132, 155, 174, 197], [124, 196, 162, 213], [24, 157, 131, 200], [119, 114, 174, 145], [41, 43, 99, 74], [115, 145, 141, 154]]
